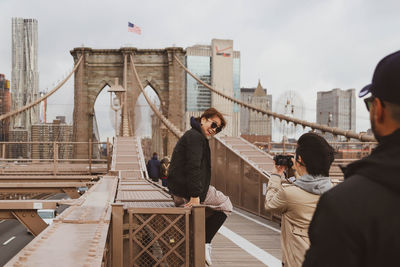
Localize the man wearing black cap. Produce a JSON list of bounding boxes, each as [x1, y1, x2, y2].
[[303, 50, 400, 267]]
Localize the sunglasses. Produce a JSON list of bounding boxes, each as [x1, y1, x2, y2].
[[209, 120, 223, 134], [364, 96, 385, 111]]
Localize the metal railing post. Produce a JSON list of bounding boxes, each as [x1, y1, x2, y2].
[[191, 206, 205, 267], [111, 203, 124, 267], [53, 142, 58, 175]]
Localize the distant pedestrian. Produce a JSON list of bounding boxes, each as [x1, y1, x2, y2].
[[167, 107, 232, 266], [265, 133, 334, 267], [303, 50, 400, 267], [160, 156, 170, 187], [147, 152, 161, 182]]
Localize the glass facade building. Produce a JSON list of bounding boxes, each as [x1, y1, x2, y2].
[[233, 57, 240, 113], [185, 40, 241, 136], [186, 56, 211, 111]]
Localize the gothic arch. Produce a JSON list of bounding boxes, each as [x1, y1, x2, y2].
[[71, 47, 186, 158]]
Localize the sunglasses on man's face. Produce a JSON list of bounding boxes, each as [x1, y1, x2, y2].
[[364, 96, 385, 111], [209, 120, 223, 134], [364, 96, 374, 111]]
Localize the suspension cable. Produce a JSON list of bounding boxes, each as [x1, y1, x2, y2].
[[173, 55, 375, 142], [0, 55, 84, 121], [129, 54, 183, 139]]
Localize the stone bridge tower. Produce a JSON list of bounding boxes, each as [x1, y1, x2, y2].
[[70, 47, 186, 159]]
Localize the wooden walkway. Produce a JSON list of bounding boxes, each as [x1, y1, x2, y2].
[[212, 207, 282, 267]]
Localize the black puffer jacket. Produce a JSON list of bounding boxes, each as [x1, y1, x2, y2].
[[303, 128, 400, 267], [167, 117, 211, 202]]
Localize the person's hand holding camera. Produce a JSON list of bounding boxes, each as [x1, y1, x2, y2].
[[273, 164, 287, 176]]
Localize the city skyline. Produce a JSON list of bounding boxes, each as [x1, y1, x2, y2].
[[1, 0, 400, 135]]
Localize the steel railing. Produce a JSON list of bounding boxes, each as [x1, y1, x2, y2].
[[0, 140, 111, 175]]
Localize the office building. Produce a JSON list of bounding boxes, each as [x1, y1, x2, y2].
[[0, 74, 11, 141], [317, 88, 356, 139], [185, 39, 240, 136], [240, 81, 272, 142], [31, 120, 73, 159], [11, 18, 39, 132]]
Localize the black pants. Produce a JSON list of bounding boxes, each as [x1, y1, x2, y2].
[[206, 210, 227, 243]]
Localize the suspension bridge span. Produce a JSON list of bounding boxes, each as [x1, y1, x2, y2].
[[0, 47, 375, 266]]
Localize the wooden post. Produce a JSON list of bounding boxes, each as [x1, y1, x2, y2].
[[111, 203, 124, 267], [191, 206, 205, 267], [88, 139, 92, 175], [53, 142, 58, 175]]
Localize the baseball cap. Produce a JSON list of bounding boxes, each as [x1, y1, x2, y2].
[[359, 50, 400, 105]]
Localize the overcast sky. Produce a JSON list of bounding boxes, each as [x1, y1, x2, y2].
[[1, 0, 400, 140]]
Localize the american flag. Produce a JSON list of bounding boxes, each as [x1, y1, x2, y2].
[[128, 22, 141, 35]]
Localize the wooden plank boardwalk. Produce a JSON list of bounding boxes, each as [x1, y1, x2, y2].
[[212, 207, 282, 267]]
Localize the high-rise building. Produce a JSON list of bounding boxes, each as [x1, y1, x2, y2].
[[31, 120, 73, 159], [240, 81, 272, 140], [186, 45, 211, 112], [0, 74, 11, 141], [317, 88, 356, 138], [11, 18, 39, 131], [185, 39, 240, 136]]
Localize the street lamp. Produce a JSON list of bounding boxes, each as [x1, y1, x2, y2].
[[108, 78, 126, 137]]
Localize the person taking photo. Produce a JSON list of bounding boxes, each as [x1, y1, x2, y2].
[[265, 133, 334, 267]]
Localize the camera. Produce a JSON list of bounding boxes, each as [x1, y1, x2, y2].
[[273, 154, 294, 169]]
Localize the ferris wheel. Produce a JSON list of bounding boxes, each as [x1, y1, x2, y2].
[[274, 90, 305, 140]]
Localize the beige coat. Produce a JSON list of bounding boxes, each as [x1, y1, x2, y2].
[[265, 174, 320, 267]]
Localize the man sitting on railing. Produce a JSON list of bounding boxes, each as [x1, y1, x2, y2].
[[303, 50, 400, 267], [167, 107, 232, 266]]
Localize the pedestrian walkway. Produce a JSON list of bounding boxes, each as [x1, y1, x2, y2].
[[212, 207, 282, 267]]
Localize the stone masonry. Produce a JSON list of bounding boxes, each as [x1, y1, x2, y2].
[[70, 47, 186, 159]]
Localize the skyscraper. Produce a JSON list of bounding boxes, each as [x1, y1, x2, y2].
[[317, 88, 356, 138], [11, 18, 39, 131], [185, 39, 240, 136]]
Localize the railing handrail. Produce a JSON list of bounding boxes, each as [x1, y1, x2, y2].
[[0, 141, 109, 145]]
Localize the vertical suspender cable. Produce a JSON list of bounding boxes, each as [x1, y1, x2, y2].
[[129, 54, 183, 139]]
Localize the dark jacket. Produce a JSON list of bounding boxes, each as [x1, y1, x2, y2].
[[303, 128, 400, 267], [167, 117, 211, 202], [147, 155, 161, 179]]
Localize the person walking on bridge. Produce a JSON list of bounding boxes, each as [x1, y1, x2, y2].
[[159, 156, 170, 187], [147, 152, 161, 182], [167, 107, 232, 266], [303, 50, 400, 267], [265, 132, 334, 267]]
